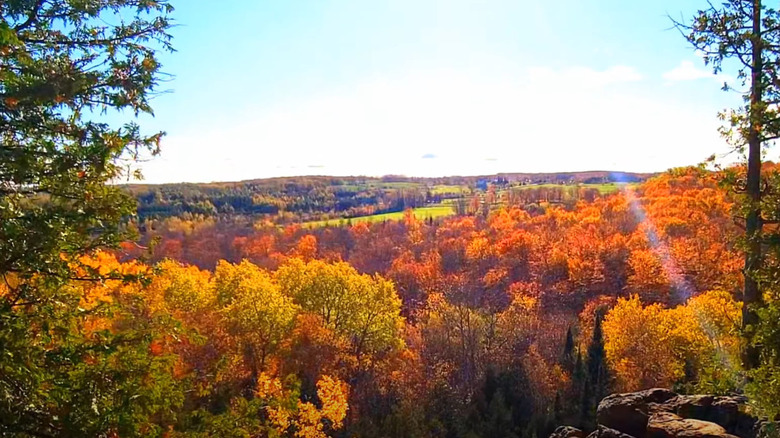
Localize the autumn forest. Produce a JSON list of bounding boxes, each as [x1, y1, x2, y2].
[[3, 1, 780, 438], [106, 167, 752, 437]]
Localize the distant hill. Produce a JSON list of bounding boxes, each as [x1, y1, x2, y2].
[[121, 170, 657, 222], [124, 170, 654, 190], [433, 170, 653, 185]]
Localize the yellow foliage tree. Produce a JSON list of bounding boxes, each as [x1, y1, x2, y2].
[[150, 260, 215, 317], [215, 260, 300, 375], [603, 295, 682, 391], [276, 258, 404, 362], [603, 292, 741, 392], [266, 374, 349, 438]]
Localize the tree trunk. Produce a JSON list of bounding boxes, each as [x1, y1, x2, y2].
[[742, 0, 763, 371]]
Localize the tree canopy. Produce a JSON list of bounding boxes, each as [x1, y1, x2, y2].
[[0, 1, 175, 435]]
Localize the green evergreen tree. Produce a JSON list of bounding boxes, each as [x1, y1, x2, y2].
[[483, 391, 518, 438], [571, 350, 586, 427], [675, 0, 780, 417], [562, 326, 576, 373], [553, 391, 564, 425], [582, 312, 609, 431], [0, 1, 176, 436]]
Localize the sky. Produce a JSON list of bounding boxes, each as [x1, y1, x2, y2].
[[130, 0, 746, 184]]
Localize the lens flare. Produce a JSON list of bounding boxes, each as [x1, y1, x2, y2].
[[614, 174, 739, 377], [614, 175, 695, 304]]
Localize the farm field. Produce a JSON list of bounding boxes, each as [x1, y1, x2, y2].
[[511, 182, 637, 194], [430, 184, 469, 194], [302, 183, 635, 228], [303, 204, 454, 228]]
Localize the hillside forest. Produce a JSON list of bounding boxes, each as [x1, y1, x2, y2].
[[3, 1, 780, 438], [117, 166, 763, 435], [122, 171, 650, 225]]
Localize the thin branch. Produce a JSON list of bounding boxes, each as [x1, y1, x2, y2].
[[19, 26, 164, 48], [13, 0, 47, 32]]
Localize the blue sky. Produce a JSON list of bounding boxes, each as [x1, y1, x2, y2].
[[134, 0, 744, 183]]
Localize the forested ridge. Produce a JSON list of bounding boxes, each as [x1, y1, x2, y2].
[[122, 171, 651, 223]]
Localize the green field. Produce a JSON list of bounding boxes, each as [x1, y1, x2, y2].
[[584, 182, 639, 194], [512, 182, 636, 195], [430, 184, 469, 195], [303, 205, 455, 228]]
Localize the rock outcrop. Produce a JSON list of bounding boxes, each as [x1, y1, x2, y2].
[[647, 412, 738, 438], [550, 426, 586, 438], [550, 389, 758, 438], [587, 426, 639, 438], [597, 388, 678, 438]]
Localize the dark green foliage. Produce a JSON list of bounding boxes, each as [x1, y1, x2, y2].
[[465, 369, 519, 438], [128, 178, 449, 222], [0, 0, 174, 280], [481, 391, 518, 438], [676, 0, 780, 417], [0, 276, 187, 437], [459, 366, 562, 438], [562, 326, 575, 373], [0, 1, 177, 436], [556, 329, 589, 429], [581, 313, 609, 431], [586, 315, 608, 397], [570, 351, 586, 425], [176, 379, 302, 438], [748, 170, 780, 418]]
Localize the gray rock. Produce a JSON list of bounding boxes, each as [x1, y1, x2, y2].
[[647, 411, 739, 438], [597, 388, 678, 438], [550, 426, 586, 438], [660, 394, 754, 437], [586, 426, 637, 438], [556, 389, 757, 438]]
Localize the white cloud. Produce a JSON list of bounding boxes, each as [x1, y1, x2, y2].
[[663, 60, 717, 82], [139, 65, 727, 183]]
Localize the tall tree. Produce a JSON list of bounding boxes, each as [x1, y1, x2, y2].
[[675, 0, 780, 370], [0, 1, 173, 279], [582, 311, 609, 431], [0, 1, 175, 435], [276, 258, 404, 363], [562, 326, 576, 373], [215, 260, 300, 383]]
